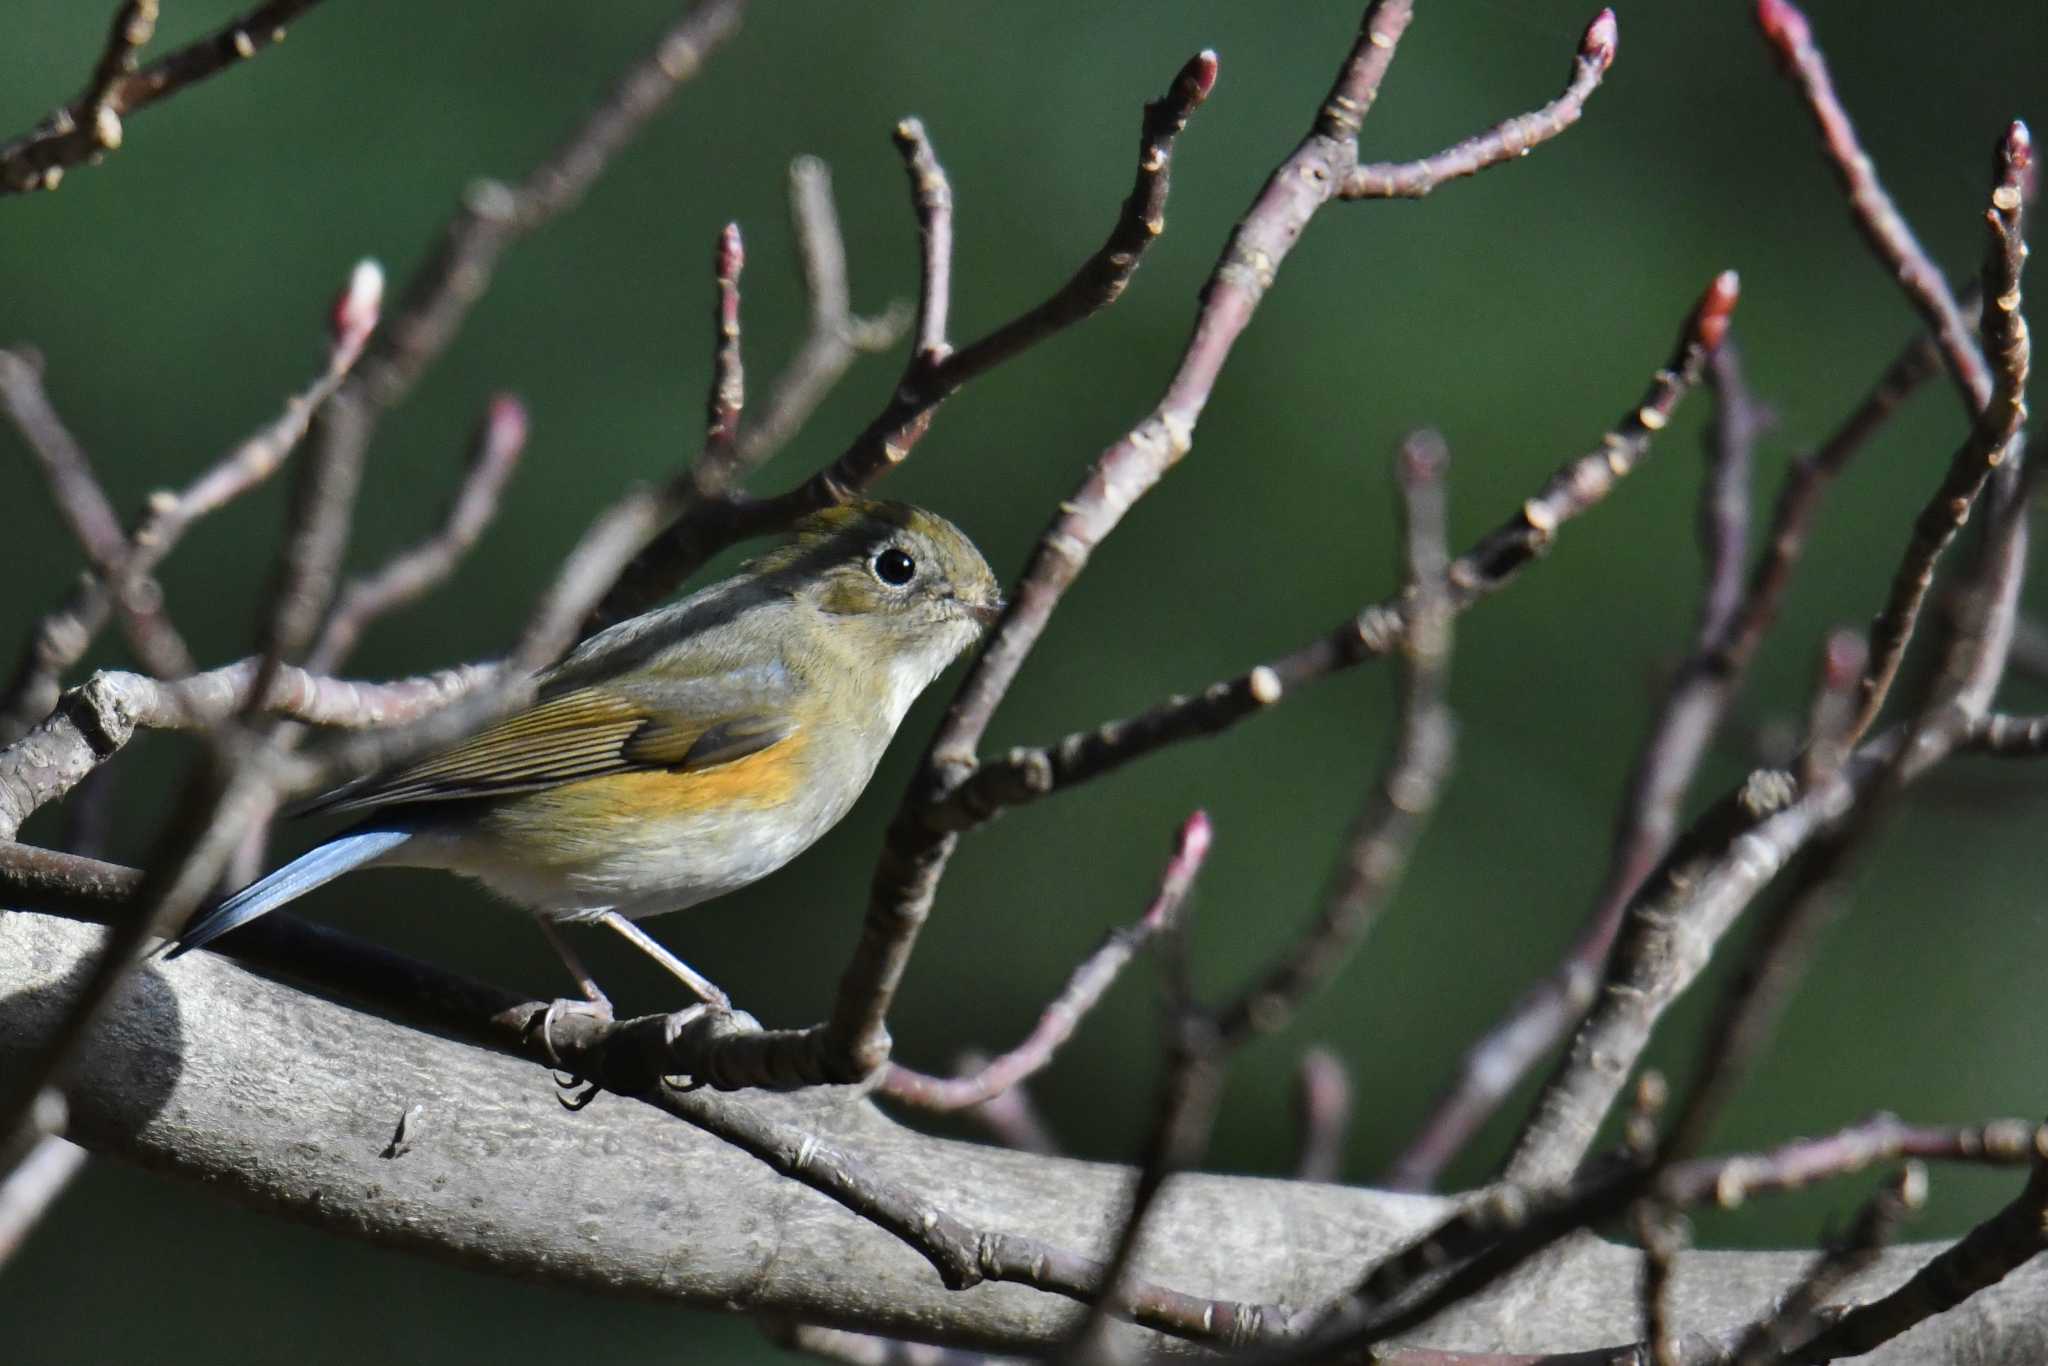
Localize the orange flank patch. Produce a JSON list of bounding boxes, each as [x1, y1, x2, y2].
[[477, 732, 808, 861], [583, 737, 807, 815]]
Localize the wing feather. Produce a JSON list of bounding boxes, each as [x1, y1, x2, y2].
[[304, 681, 797, 816]]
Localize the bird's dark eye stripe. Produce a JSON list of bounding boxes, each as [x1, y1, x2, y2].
[[874, 547, 916, 585]]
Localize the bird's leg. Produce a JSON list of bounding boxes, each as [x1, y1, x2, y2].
[[531, 917, 618, 1094], [535, 917, 615, 1015], [599, 911, 733, 1010]]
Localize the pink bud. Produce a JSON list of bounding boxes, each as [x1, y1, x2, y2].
[[1693, 270, 1741, 352], [2005, 120, 2033, 174], [1821, 629, 1867, 692], [483, 393, 528, 466], [329, 258, 384, 363], [716, 221, 744, 281], [1580, 9, 1618, 73], [1755, 0, 1811, 51]]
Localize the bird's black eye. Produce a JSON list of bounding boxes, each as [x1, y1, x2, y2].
[[873, 547, 917, 586]]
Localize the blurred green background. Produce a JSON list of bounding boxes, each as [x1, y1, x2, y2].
[[3, 1, 2044, 1361]]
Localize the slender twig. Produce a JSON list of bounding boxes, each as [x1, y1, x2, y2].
[[1666, 1114, 2044, 1205], [1498, 660, 2002, 1192], [1060, 814, 1222, 1363], [1213, 430, 1456, 1045], [0, 261, 384, 737], [357, 0, 748, 411], [243, 385, 374, 717], [0, 1121, 88, 1271], [1730, 1165, 1925, 1366], [1632, 1201, 1686, 1366], [1785, 1137, 2048, 1363], [930, 273, 1732, 840], [1292, 1048, 1354, 1184], [1384, 305, 1947, 1193], [1499, 763, 1810, 1187], [588, 47, 1220, 630], [733, 156, 910, 469], [1756, 0, 1992, 414], [1341, 9, 1615, 198], [680, 7, 1636, 1092], [1696, 340, 1764, 648], [0, 0, 325, 195], [897, 122, 954, 367], [307, 395, 528, 673], [947, 1050, 1061, 1155], [1842, 123, 2031, 748], [1654, 636, 1867, 1165], [698, 223, 747, 484], [1301, 1114, 2040, 1361], [0, 661, 492, 842], [3, 338, 470, 1158], [1711, 318, 1952, 679], [1496, 155, 2021, 1181], [153, 5, 744, 827], [879, 816, 1207, 1111], [82, 3, 160, 112], [0, 351, 129, 574], [217, 395, 527, 882], [1957, 710, 2048, 755]]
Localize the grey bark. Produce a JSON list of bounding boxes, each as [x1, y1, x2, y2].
[[1, 908, 2041, 1360]]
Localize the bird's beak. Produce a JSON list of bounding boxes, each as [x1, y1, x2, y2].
[[967, 593, 1005, 627]]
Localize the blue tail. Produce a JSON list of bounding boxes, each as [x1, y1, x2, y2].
[[164, 828, 412, 958]]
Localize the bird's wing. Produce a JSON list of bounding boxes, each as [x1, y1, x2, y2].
[[302, 676, 798, 816]]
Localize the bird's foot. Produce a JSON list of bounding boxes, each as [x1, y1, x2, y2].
[[527, 995, 614, 1106]]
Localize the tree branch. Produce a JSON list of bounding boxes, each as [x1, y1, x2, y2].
[[1341, 10, 1615, 199], [585, 46, 1219, 630], [0, 0, 329, 195], [1842, 122, 2030, 748]]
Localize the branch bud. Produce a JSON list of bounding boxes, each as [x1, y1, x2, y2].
[[329, 258, 385, 367], [1580, 9, 1618, 74]]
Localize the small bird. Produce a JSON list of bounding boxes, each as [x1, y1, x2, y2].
[[166, 500, 1002, 1009]]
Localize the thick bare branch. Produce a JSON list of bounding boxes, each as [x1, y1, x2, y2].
[[7, 878, 2048, 1358]]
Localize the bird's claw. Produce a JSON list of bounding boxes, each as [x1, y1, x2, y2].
[[527, 995, 614, 1104]]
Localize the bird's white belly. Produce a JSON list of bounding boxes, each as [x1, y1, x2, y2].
[[399, 786, 849, 924]]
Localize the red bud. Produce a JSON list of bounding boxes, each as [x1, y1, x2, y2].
[[1581, 9, 1618, 73], [1693, 270, 1741, 352], [1755, 0, 1811, 50]]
